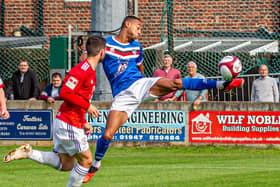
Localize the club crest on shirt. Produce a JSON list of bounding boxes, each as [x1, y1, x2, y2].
[[65, 76, 79, 90], [114, 58, 128, 77], [110, 48, 115, 53]]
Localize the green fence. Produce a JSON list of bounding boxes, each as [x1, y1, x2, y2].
[[1, 0, 280, 101], [0, 48, 49, 82], [142, 0, 280, 78]]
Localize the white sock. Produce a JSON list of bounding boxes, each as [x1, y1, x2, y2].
[[67, 163, 89, 187], [28, 150, 61, 170], [93, 160, 101, 168], [217, 81, 225, 89]]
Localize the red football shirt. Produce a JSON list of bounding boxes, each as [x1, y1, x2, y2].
[[56, 60, 97, 129], [0, 76, 4, 88]]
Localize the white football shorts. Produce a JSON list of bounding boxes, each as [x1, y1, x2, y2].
[[111, 77, 161, 117], [53, 118, 89, 156]]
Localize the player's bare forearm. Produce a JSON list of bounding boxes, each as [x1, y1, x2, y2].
[[137, 63, 144, 74]]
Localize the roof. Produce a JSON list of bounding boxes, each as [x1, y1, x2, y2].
[[0, 36, 48, 48], [144, 37, 278, 56]]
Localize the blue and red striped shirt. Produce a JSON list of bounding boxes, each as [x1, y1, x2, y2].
[[103, 36, 144, 97]]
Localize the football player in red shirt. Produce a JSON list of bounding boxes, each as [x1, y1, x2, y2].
[[3, 36, 106, 187]]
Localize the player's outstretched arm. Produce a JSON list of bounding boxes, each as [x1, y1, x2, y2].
[[137, 63, 144, 75], [0, 88, 9, 119]]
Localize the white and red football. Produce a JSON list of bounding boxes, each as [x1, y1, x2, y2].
[[218, 56, 242, 80]]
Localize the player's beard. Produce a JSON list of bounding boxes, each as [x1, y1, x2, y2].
[[127, 30, 138, 42]]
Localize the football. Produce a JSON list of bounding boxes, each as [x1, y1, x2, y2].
[[218, 56, 242, 80]]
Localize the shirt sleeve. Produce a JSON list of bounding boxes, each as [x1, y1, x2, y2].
[[200, 89, 208, 100], [59, 71, 90, 110], [0, 77, 4, 88], [30, 71, 40, 98], [153, 69, 159, 77], [40, 84, 50, 100], [174, 90, 184, 98], [251, 81, 256, 101], [177, 70, 182, 79], [273, 79, 279, 102], [136, 44, 143, 66]]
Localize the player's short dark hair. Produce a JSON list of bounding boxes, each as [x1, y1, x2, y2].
[[121, 16, 142, 29], [86, 36, 106, 57], [52, 72, 62, 79]]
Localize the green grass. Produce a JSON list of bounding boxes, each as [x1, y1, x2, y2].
[[1, 145, 280, 187]]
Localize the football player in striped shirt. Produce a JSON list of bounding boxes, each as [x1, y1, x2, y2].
[[83, 16, 244, 183]]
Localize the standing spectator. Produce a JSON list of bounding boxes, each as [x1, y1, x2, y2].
[[251, 64, 279, 102], [153, 54, 181, 101], [0, 76, 10, 119], [171, 61, 208, 108], [6, 60, 40, 100], [40, 72, 63, 104]]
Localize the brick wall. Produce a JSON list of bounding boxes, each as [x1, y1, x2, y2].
[[138, 0, 279, 47], [4, 0, 91, 43], [2, 0, 279, 48]]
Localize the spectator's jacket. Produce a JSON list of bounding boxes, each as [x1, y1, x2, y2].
[[40, 83, 62, 100], [6, 69, 40, 100]]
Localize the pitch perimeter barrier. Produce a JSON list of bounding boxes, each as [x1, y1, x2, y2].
[[1, 100, 280, 148]]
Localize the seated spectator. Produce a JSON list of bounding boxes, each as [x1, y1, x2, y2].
[[171, 61, 208, 108], [40, 72, 63, 104], [251, 64, 279, 102], [153, 54, 181, 101], [6, 60, 40, 100]]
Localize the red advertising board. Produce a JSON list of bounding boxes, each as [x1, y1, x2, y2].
[[189, 111, 280, 144]]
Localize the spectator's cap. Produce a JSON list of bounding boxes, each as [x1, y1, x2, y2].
[[187, 61, 197, 68]]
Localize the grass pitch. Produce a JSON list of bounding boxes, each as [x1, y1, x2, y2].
[[1, 145, 280, 187]]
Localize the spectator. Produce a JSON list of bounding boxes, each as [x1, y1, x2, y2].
[[251, 64, 279, 102], [40, 72, 63, 104], [6, 60, 40, 100], [171, 61, 208, 108], [152, 54, 181, 101]]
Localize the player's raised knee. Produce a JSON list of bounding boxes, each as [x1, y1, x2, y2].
[[168, 79, 182, 91]]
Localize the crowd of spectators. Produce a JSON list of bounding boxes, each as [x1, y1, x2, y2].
[[4, 60, 62, 104], [2, 56, 279, 106]]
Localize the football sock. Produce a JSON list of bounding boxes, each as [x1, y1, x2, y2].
[[28, 150, 62, 170], [93, 160, 101, 168], [217, 81, 226, 89], [88, 160, 101, 174], [182, 78, 218, 90], [95, 135, 111, 161], [67, 163, 88, 187]]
